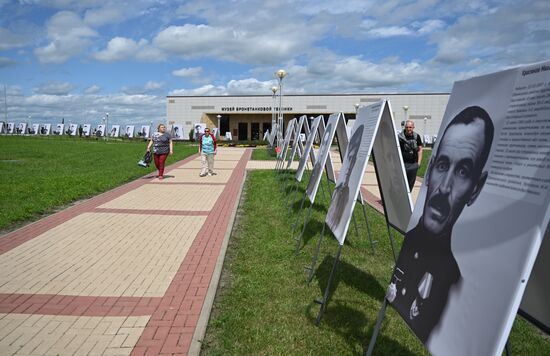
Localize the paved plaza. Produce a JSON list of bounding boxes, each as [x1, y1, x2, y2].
[[0, 147, 418, 355], [0, 147, 250, 356]]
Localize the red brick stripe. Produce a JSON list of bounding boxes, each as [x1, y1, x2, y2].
[[0, 293, 162, 317], [131, 149, 251, 356], [148, 182, 227, 186]]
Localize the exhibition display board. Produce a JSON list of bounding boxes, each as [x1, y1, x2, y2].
[[296, 116, 322, 182], [520, 224, 550, 334], [379, 60, 550, 355], [287, 115, 306, 169], [82, 124, 91, 136], [277, 118, 296, 163], [325, 102, 383, 245], [138, 125, 150, 138], [305, 113, 340, 203], [371, 101, 414, 234], [110, 125, 120, 138], [173, 124, 184, 140]]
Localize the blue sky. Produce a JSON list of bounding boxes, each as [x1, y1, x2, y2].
[[1, 0, 549, 126]]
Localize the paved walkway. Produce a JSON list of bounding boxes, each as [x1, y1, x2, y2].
[[0, 147, 251, 356]]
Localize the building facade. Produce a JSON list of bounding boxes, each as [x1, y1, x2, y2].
[[166, 93, 450, 141]]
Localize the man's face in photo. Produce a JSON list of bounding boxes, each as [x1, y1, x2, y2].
[[344, 132, 361, 184], [422, 119, 487, 236], [405, 122, 414, 136]]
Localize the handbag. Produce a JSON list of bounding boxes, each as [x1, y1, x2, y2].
[[138, 150, 152, 167]]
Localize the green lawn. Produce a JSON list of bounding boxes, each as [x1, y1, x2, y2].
[[417, 148, 432, 178], [0, 136, 197, 230], [250, 147, 279, 160], [201, 170, 549, 355]]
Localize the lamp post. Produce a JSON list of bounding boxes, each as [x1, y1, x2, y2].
[[149, 120, 153, 139], [275, 69, 287, 148], [271, 86, 278, 143], [216, 115, 221, 139], [402, 105, 409, 122], [423, 116, 428, 139]]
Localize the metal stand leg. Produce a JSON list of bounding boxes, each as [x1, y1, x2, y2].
[[361, 203, 376, 253], [286, 179, 300, 215], [366, 299, 388, 356], [351, 209, 360, 239], [280, 168, 289, 192], [306, 223, 326, 284], [292, 194, 307, 235], [386, 224, 398, 263], [319, 177, 327, 201], [314, 244, 343, 325], [295, 202, 314, 255]]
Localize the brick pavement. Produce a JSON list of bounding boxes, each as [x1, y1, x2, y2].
[[0, 147, 250, 356]]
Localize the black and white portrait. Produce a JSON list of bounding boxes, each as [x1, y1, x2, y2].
[[40, 124, 51, 135], [110, 125, 120, 137], [96, 124, 105, 137], [82, 124, 91, 136], [326, 124, 364, 241], [388, 106, 494, 344]]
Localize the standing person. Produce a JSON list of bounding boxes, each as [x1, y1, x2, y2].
[[199, 127, 217, 177], [147, 124, 173, 180], [399, 120, 423, 192]]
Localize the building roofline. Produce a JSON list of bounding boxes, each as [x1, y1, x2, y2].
[[166, 92, 450, 98]]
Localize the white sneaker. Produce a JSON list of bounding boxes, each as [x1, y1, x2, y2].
[[207, 172, 212, 176], [199, 173, 207, 177]]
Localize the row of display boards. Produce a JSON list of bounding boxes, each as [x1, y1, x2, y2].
[[0, 122, 153, 138], [270, 60, 550, 355]]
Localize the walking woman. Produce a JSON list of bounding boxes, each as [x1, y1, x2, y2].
[[199, 127, 217, 177], [147, 124, 173, 180]]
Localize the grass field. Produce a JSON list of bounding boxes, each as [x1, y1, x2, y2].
[[250, 147, 280, 160], [0, 136, 197, 230], [201, 170, 550, 355]]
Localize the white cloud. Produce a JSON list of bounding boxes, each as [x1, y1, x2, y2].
[[153, 23, 314, 65], [5, 91, 166, 126], [34, 11, 97, 64], [0, 56, 17, 67], [169, 84, 227, 96], [416, 19, 446, 35], [33, 82, 74, 95], [121, 81, 165, 95], [83, 4, 125, 26], [366, 26, 413, 38], [432, 0, 550, 65], [84, 85, 101, 94], [0, 27, 31, 50], [93, 36, 164, 62], [172, 66, 202, 78], [144, 81, 165, 91], [94, 37, 141, 62]]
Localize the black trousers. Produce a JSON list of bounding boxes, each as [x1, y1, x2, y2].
[[404, 162, 419, 192]]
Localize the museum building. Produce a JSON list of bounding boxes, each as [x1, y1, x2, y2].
[[166, 93, 450, 141]]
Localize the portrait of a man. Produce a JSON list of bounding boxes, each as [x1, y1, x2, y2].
[[388, 106, 494, 344], [326, 124, 364, 237]]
